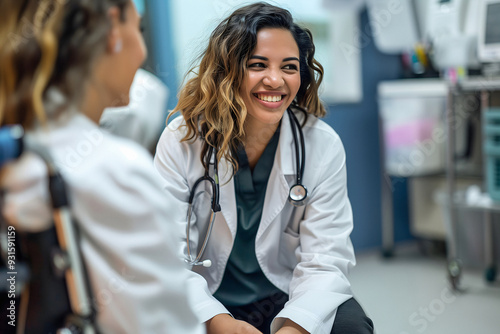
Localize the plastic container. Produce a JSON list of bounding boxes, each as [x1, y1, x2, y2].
[[378, 79, 448, 176]]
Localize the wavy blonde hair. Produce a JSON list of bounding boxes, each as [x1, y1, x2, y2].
[[171, 2, 326, 173], [0, 0, 129, 129]]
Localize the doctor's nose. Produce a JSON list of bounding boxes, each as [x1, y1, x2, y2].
[[262, 70, 284, 88]]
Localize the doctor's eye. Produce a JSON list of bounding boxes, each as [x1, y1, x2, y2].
[[248, 62, 266, 69], [283, 64, 298, 71]]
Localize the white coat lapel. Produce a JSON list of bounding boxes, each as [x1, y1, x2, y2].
[[217, 157, 237, 238], [257, 110, 297, 237]]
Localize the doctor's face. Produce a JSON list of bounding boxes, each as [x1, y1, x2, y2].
[[240, 28, 301, 128]]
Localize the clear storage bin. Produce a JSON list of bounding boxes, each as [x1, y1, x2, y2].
[[378, 79, 448, 177]]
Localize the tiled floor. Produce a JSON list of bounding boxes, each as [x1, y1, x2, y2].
[[349, 242, 500, 334]]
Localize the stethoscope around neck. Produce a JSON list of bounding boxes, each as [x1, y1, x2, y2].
[[185, 108, 307, 267]]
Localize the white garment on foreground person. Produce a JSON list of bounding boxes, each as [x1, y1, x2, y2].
[[1, 112, 205, 334], [154, 110, 356, 334]]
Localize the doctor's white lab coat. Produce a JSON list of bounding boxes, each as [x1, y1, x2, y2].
[[154, 110, 356, 334], [1, 112, 205, 334]]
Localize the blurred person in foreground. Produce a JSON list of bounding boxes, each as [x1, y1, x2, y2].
[[0, 0, 204, 333]]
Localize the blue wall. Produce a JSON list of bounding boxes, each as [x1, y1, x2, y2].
[[148, 3, 413, 252], [132, 0, 145, 15], [324, 10, 413, 251], [146, 0, 179, 112]]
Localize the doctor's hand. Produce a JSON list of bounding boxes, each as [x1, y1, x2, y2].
[[206, 313, 263, 334], [275, 319, 309, 334]]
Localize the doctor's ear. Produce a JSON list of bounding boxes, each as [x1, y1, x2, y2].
[[106, 7, 123, 54]]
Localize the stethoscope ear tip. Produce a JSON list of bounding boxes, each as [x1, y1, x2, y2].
[[185, 258, 212, 267]]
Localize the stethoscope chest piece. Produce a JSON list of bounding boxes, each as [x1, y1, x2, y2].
[[289, 184, 307, 207]]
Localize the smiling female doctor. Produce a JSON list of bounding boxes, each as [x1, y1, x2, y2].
[[154, 2, 373, 334]]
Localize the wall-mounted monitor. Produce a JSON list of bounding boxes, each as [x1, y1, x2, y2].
[[478, 0, 500, 63]]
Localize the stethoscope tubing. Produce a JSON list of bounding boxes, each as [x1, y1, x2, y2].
[[185, 145, 220, 266], [186, 206, 216, 266], [287, 108, 305, 185]]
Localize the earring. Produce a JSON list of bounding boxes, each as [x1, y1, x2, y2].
[[114, 39, 122, 53]]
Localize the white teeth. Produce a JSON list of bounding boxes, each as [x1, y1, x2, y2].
[[258, 94, 282, 102]]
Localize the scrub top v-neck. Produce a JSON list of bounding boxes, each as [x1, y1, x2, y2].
[[214, 127, 282, 307]]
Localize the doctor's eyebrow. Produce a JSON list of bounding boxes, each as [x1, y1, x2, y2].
[[250, 55, 300, 62]]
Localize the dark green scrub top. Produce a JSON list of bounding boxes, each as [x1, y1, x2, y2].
[[214, 128, 281, 307]]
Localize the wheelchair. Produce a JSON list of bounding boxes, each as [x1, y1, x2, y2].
[[0, 125, 97, 334]]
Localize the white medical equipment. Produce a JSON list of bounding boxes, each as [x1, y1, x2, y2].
[[478, 0, 500, 63], [100, 69, 168, 153]]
